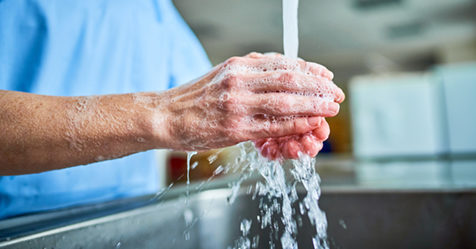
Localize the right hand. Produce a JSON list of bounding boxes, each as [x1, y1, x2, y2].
[[154, 52, 343, 152]]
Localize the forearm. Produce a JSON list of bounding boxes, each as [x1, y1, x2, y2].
[[0, 53, 345, 173], [0, 90, 169, 175]]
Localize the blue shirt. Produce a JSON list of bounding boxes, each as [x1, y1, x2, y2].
[[0, 0, 211, 219]]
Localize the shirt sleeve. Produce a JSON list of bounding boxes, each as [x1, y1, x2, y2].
[[164, 1, 212, 89]]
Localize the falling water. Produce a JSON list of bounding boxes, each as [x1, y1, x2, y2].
[[283, 0, 299, 59], [184, 151, 197, 240], [230, 1, 329, 247], [225, 142, 328, 249], [186, 151, 197, 203], [182, 0, 329, 247]]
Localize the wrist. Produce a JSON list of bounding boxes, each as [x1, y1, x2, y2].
[[136, 92, 174, 150]]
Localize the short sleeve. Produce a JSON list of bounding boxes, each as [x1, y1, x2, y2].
[[164, 0, 212, 88]]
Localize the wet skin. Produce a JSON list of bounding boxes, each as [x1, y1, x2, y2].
[[0, 52, 343, 174]]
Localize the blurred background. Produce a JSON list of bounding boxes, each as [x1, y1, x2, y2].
[[2, 2, 476, 248], [164, 0, 476, 189]]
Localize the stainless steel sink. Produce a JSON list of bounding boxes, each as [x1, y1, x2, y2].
[[1, 183, 475, 249]]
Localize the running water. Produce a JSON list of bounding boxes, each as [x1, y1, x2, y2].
[[230, 0, 329, 248], [227, 142, 328, 249], [186, 151, 197, 203], [283, 0, 299, 59], [182, 0, 329, 247], [184, 151, 197, 240]]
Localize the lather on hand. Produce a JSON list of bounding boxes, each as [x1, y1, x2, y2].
[[160, 52, 344, 159], [247, 53, 345, 160], [0, 53, 343, 174]]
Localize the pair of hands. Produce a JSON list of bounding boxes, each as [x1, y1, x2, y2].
[[158, 52, 344, 160]]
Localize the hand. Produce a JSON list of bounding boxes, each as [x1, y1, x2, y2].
[[249, 53, 344, 160], [254, 117, 331, 160], [154, 52, 343, 151]]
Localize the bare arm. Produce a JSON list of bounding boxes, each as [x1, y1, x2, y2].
[[0, 53, 343, 175], [0, 90, 169, 175]]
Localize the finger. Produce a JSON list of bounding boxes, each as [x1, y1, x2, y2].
[[224, 55, 334, 81], [281, 139, 302, 159], [331, 85, 345, 104], [247, 93, 340, 117], [251, 57, 333, 80], [300, 134, 323, 157], [263, 52, 283, 58], [249, 56, 301, 73], [312, 118, 330, 141], [244, 71, 322, 93], [253, 138, 268, 148], [302, 60, 334, 80], [241, 72, 344, 103], [251, 116, 321, 139], [222, 56, 344, 103], [259, 139, 279, 160], [244, 52, 264, 59]]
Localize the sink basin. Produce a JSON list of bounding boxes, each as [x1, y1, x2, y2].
[[1, 185, 475, 249]]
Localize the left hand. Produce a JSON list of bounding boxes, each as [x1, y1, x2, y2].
[[254, 117, 330, 160]]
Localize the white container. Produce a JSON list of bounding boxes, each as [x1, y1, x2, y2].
[[349, 73, 445, 159], [434, 63, 476, 155]]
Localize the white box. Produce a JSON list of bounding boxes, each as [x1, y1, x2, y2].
[[350, 73, 445, 158], [434, 63, 476, 154]]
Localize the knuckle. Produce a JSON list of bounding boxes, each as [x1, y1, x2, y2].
[[292, 119, 299, 131], [268, 124, 279, 135], [222, 100, 234, 112], [221, 96, 240, 113], [280, 71, 296, 83], [225, 56, 242, 66], [221, 75, 239, 90], [246, 52, 262, 58], [297, 118, 311, 133], [294, 120, 307, 134]]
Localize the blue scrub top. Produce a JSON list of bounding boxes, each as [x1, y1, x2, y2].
[[0, 0, 211, 219]]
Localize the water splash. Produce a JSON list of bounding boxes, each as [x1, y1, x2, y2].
[[186, 151, 197, 204], [229, 219, 253, 249], [228, 143, 328, 249], [183, 208, 194, 240]]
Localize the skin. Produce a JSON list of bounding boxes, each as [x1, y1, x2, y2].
[[0, 53, 343, 175], [254, 117, 331, 160], [249, 53, 345, 160]]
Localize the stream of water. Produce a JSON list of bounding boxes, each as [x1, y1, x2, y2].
[[184, 0, 329, 247], [230, 0, 329, 248], [227, 142, 329, 249]]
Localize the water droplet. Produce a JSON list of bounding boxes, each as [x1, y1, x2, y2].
[[213, 165, 224, 175], [240, 219, 252, 236], [184, 209, 194, 226], [339, 219, 347, 229]]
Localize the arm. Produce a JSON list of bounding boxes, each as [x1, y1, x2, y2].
[[0, 53, 343, 175], [0, 90, 167, 175]]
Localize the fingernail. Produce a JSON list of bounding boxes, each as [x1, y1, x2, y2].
[[334, 88, 345, 103], [328, 103, 339, 115], [308, 117, 321, 126], [323, 70, 334, 80]]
